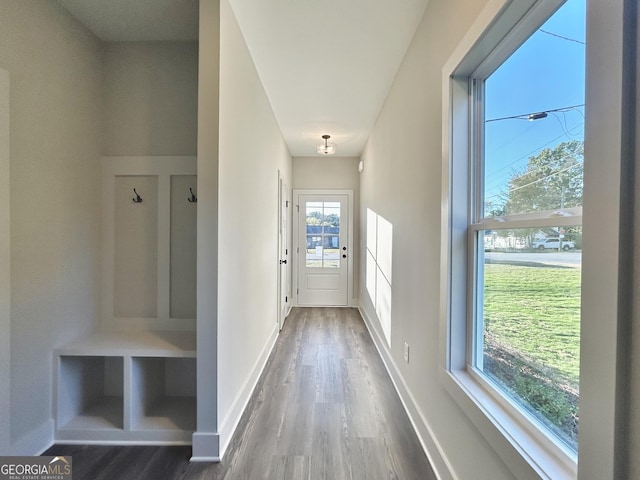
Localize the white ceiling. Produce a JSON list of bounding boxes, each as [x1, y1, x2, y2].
[[58, 0, 428, 157]]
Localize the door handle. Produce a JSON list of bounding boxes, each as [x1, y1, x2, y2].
[[280, 259, 287, 264]]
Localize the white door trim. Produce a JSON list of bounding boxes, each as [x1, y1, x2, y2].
[[293, 189, 354, 307]]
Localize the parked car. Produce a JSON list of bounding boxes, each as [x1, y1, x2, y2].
[[531, 238, 575, 251]]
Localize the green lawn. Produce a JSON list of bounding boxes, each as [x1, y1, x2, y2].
[[482, 262, 581, 445], [483, 263, 581, 388]]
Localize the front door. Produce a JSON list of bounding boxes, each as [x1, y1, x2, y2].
[[296, 193, 349, 306]]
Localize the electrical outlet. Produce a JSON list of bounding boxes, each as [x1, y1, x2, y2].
[[404, 342, 410, 363]]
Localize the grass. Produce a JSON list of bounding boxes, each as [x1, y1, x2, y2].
[[482, 262, 581, 447], [483, 263, 581, 388]]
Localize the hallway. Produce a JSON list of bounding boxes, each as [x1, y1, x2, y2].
[[45, 308, 436, 479]]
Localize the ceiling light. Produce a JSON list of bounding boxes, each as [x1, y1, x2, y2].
[[317, 134, 336, 155]]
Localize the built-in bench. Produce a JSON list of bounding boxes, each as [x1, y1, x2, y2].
[[54, 331, 196, 444]]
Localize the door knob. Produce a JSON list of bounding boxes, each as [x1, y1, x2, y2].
[[342, 254, 347, 258], [280, 259, 287, 264]]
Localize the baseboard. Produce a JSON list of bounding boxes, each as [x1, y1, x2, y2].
[[11, 419, 54, 456], [217, 323, 279, 459], [191, 432, 220, 461], [358, 305, 456, 480], [56, 440, 192, 446], [190, 456, 221, 462]]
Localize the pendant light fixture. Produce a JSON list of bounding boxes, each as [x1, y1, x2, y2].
[[316, 134, 336, 155]]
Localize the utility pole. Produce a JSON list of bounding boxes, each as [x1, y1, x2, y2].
[[559, 186, 566, 251]]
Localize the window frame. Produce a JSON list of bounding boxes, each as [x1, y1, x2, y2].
[[439, 0, 585, 478]]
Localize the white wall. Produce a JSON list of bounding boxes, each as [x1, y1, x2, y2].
[[0, 67, 10, 456], [103, 41, 198, 156], [217, 0, 292, 456], [293, 156, 361, 303], [0, 0, 102, 454], [359, 0, 516, 478]]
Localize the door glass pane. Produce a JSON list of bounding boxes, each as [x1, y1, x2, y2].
[[304, 201, 342, 268], [306, 204, 323, 228], [323, 203, 341, 233], [323, 235, 340, 268], [306, 235, 322, 267]]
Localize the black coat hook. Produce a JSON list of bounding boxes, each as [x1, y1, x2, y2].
[[188, 188, 197, 203], [132, 188, 143, 203]]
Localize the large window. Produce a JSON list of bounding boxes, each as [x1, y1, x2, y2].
[[471, 0, 585, 452], [442, 0, 586, 476]]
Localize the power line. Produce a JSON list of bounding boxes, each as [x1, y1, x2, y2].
[[501, 162, 581, 196], [539, 29, 585, 45], [484, 160, 582, 203], [550, 112, 583, 139], [485, 104, 585, 123], [484, 126, 583, 182], [484, 126, 584, 192]]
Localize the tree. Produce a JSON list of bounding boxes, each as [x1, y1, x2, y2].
[[306, 210, 323, 225], [502, 140, 584, 216], [324, 213, 340, 226]]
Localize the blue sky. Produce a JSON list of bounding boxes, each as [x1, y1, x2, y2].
[[483, 0, 586, 207]]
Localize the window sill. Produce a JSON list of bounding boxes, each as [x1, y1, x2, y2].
[[441, 367, 577, 480]]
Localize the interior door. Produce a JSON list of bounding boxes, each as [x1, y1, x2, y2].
[[277, 177, 290, 330], [297, 194, 349, 306]]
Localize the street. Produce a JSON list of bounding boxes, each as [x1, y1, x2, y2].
[[485, 251, 582, 268]]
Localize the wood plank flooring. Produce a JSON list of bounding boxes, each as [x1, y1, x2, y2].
[[44, 307, 436, 480]]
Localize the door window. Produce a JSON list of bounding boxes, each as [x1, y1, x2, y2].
[[305, 201, 341, 268]]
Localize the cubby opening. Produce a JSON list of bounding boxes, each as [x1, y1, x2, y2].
[[131, 357, 196, 431], [58, 356, 124, 430]]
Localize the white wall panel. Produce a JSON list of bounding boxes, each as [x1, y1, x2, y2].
[[114, 175, 159, 318], [170, 175, 197, 319]]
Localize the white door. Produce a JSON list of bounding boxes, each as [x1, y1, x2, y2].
[[277, 176, 290, 330], [297, 193, 349, 306]]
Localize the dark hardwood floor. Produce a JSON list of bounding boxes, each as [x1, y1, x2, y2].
[[44, 307, 436, 480]]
